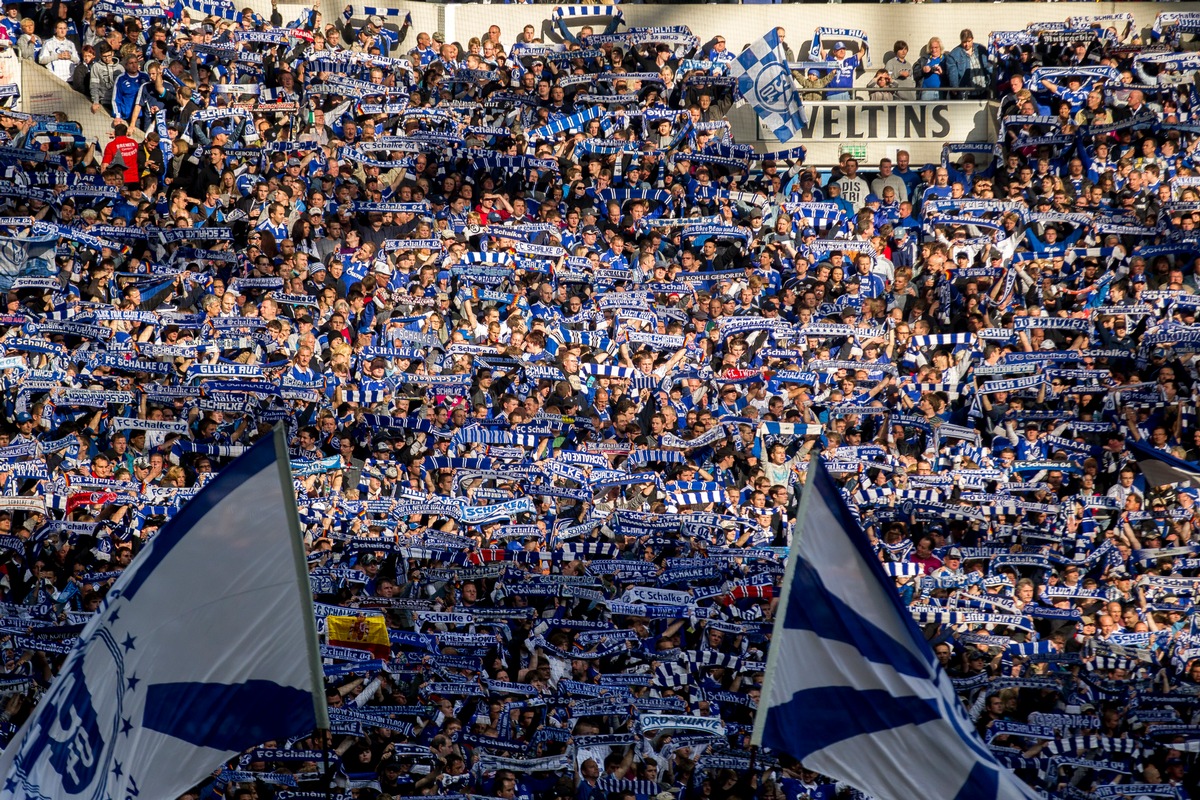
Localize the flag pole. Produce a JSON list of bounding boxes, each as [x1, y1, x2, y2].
[[322, 729, 332, 800], [751, 463, 813, 748], [273, 423, 330, 731]]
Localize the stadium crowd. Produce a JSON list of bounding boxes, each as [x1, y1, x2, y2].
[[0, 3, 1199, 800]]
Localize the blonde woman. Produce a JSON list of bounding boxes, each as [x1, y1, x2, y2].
[[915, 37, 945, 101]]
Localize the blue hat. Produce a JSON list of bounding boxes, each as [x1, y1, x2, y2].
[[487, 211, 503, 223], [437, 270, 451, 282], [834, 41, 847, 50], [865, 194, 880, 204], [14, 412, 31, 423], [209, 126, 229, 138], [802, 227, 816, 238], [894, 227, 910, 238]]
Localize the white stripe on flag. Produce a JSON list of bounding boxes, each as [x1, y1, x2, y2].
[[752, 457, 1039, 800], [0, 426, 326, 800], [1129, 438, 1200, 488]]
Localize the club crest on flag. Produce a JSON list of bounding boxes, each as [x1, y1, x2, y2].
[[9, 629, 125, 800], [0, 429, 327, 800], [731, 28, 807, 142], [752, 62, 792, 115]]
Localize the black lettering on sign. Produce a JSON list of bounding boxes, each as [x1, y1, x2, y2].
[[770, 103, 966, 142], [863, 105, 882, 139], [931, 105, 951, 138], [823, 106, 840, 139], [903, 105, 925, 138], [846, 107, 864, 139]]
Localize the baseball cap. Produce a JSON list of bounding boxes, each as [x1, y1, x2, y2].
[[209, 126, 229, 138], [834, 41, 846, 49], [287, 157, 301, 167], [801, 227, 817, 238], [947, 548, 962, 559], [13, 412, 31, 423], [865, 194, 880, 205]]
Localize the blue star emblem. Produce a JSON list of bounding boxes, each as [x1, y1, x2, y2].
[[109, 608, 120, 624], [126, 674, 140, 692], [121, 717, 133, 736], [4, 776, 17, 791], [112, 760, 123, 779], [121, 634, 136, 653]]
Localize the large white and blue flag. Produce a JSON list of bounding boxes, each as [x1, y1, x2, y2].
[[731, 28, 807, 142], [0, 427, 327, 800], [1128, 438, 1200, 488], [752, 458, 1039, 800]]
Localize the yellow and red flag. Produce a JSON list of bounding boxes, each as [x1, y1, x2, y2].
[[326, 614, 390, 658]]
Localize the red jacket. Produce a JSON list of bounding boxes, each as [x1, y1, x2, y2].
[[102, 135, 140, 185]]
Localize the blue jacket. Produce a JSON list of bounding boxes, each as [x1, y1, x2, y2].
[[945, 43, 991, 91], [112, 71, 147, 121]]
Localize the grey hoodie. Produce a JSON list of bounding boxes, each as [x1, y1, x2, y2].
[[89, 56, 122, 110]]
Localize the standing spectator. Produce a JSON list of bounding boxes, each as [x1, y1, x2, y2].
[[88, 43, 120, 115], [945, 29, 991, 99], [914, 36, 946, 101], [872, 158, 909, 205], [774, 26, 794, 64], [101, 121, 140, 186], [835, 158, 871, 212], [14, 18, 38, 61], [37, 20, 77, 81], [822, 36, 866, 101], [885, 40, 917, 101], [111, 52, 146, 128]]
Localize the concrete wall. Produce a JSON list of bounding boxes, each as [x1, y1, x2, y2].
[[412, 2, 1188, 56], [21, 62, 118, 143], [331, 2, 1193, 162], [33, 2, 1196, 148]]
